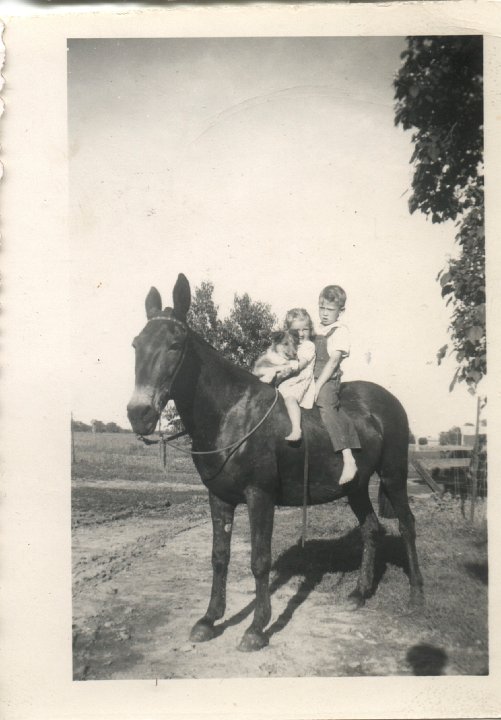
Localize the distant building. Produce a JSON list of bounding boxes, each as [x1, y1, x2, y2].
[[461, 422, 487, 448], [425, 436, 440, 448]]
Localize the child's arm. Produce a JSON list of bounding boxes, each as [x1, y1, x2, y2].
[[278, 343, 315, 380], [295, 341, 315, 372], [275, 361, 298, 382], [314, 350, 342, 402]]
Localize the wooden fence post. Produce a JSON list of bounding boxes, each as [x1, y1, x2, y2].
[[469, 396, 482, 524]]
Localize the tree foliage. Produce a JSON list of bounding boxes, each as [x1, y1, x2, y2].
[[439, 426, 462, 446], [71, 418, 92, 432], [160, 400, 184, 433], [104, 422, 122, 433], [394, 36, 485, 392], [187, 281, 277, 369]]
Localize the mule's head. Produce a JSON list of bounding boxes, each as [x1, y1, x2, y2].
[[127, 274, 191, 436]]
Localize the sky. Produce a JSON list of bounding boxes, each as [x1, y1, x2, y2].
[[68, 36, 480, 438]]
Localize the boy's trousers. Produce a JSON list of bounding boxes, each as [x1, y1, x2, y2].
[[316, 378, 361, 452]]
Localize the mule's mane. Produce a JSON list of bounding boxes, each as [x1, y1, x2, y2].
[[188, 328, 259, 384], [154, 306, 268, 391]]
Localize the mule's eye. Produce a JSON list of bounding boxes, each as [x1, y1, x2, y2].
[[170, 342, 182, 351]]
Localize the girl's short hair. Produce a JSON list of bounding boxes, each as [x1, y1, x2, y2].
[[283, 308, 315, 338], [319, 285, 346, 310]]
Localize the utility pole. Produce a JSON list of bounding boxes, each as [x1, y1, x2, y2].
[[71, 412, 76, 464], [469, 396, 482, 523]]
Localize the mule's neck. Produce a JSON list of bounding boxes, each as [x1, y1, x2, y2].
[[171, 331, 264, 443]]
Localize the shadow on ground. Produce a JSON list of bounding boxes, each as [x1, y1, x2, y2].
[[464, 561, 488, 585], [406, 643, 448, 675], [217, 526, 409, 639]]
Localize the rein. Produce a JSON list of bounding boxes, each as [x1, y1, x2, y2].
[[137, 388, 280, 457]]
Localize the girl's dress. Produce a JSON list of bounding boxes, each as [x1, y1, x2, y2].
[[278, 339, 316, 409]]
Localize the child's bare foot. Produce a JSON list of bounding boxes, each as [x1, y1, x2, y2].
[[339, 458, 357, 484], [285, 429, 302, 442]]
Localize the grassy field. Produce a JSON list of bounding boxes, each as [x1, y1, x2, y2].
[[71, 432, 207, 528], [72, 431, 196, 483], [72, 431, 488, 676]]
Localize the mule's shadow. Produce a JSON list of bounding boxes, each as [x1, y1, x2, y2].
[[217, 526, 409, 638]]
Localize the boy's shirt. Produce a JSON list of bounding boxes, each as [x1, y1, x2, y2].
[[317, 321, 351, 359]]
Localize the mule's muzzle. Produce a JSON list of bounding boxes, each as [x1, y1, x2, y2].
[[127, 399, 160, 436]]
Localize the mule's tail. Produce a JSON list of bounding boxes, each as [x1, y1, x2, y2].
[[378, 481, 396, 519]]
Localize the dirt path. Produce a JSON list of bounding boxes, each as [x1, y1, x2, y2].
[[72, 486, 487, 680]]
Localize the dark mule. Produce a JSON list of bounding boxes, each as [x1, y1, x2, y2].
[[127, 274, 424, 652]]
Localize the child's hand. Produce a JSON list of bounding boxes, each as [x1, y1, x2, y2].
[[274, 366, 290, 382]]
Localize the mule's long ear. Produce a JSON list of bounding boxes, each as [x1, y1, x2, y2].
[[173, 273, 191, 321], [145, 287, 162, 319]]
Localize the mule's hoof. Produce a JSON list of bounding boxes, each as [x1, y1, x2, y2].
[[342, 590, 366, 611], [237, 629, 269, 652], [190, 620, 215, 643]]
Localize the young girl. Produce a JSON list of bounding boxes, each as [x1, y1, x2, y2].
[[277, 308, 316, 442]]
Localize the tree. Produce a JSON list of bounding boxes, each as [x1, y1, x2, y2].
[[188, 282, 277, 369], [71, 418, 91, 432], [105, 422, 121, 433], [418, 437, 428, 446], [187, 281, 223, 349], [220, 293, 277, 369], [161, 400, 184, 433], [439, 425, 462, 445], [394, 36, 485, 393]]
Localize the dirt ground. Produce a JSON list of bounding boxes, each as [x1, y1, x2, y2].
[[72, 470, 488, 680]]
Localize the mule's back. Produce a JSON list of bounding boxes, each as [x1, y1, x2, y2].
[[275, 380, 408, 507]]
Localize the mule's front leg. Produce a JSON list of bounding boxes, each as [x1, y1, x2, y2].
[[190, 491, 235, 643], [238, 486, 274, 652]]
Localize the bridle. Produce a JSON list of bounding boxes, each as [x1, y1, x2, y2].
[[136, 315, 280, 457], [141, 315, 189, 406]]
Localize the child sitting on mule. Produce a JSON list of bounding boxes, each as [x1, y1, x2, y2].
[[253, 309, 316, 442], [315, 284, 360, 484]]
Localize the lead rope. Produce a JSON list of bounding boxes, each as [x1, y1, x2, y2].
[[302, 433, 309, 548], [160, 429, 168, 476], [141, 388, 309, 547]]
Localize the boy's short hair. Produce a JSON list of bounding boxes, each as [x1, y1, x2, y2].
[[319, 285, 347, 310]]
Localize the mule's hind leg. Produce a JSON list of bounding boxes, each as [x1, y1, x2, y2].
[[380, 477, 424, 609], [190, 491, 235, 642], [345, 481, 380, 609]]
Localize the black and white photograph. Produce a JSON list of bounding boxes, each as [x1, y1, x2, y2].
[[68, 34, 487, 679], [2, 6, 501, 719]]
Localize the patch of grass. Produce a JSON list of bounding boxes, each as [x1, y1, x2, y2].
[[72, 432, 196, 484]]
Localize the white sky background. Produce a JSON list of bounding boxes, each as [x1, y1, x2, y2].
[[68, 36, 480, 438]]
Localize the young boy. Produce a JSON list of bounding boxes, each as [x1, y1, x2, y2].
[[314, 285, 361, 484]]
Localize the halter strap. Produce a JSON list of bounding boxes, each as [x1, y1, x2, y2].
[[147, 314, 186, 329]]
